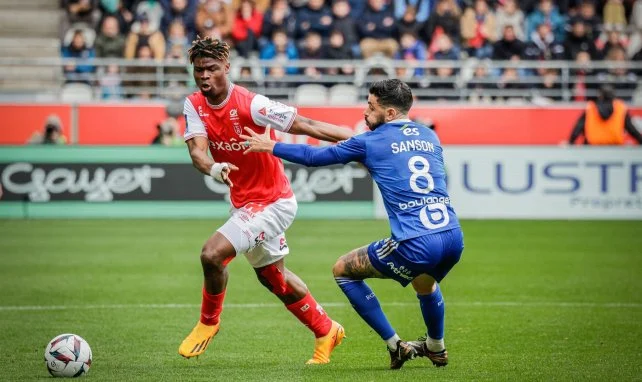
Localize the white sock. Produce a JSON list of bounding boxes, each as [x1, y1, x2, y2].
[[427, 337, 445, 352], [385, 333, 401, 351]]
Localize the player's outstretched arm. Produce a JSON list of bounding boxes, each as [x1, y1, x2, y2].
[[241, 127, 363, 167], [289, 115, 354, 143], [186, 136, 238, 187]]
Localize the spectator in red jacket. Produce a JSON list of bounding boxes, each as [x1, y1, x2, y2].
[[232, 0, 264, 57]]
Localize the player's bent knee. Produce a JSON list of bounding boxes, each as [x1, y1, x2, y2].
[[332, 259, 346, 278], [200, 244, 232, 271], [256, 264, 292, 296]]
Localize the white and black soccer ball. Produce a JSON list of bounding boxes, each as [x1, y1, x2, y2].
[[44, 334, 92, 378]]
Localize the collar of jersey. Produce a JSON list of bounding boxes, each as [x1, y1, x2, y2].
[[205, 82, 235, 109]]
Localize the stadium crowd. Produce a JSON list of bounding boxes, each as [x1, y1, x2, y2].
[[59, 0, 642, 102]]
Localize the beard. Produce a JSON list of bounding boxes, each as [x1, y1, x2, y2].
[[365, 115, 385, 131]]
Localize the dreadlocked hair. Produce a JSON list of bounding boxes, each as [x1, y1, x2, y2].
[[188, 36, 230, 64]]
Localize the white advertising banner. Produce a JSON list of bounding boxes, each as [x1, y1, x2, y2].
[[375, 146, 642, 220]]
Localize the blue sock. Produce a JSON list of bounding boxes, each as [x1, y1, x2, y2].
[[335, 277, 395, 341], [417, 284, 445, 340]]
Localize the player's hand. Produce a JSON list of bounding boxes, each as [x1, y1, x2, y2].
[[240, 125, 276, 155], [210, 162, 239, 188]]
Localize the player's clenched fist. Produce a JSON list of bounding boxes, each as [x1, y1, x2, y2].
[[210, 162, 239, 187]]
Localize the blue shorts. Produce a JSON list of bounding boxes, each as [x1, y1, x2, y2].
[[367, 228, 464, 287]]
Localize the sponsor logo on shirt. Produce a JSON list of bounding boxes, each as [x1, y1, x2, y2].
[[266, 109, 289, 124], [258, 107, 267, 116], [229, 108, 239, 120], [279, 237, 288, 251], [255, 231, 266, 246], [198, 106, 209, 117], [386, 262, 414, 281], [209, 138, 246, 152]]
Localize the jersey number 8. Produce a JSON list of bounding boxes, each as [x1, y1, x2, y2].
[[407, 155, 449, 230]]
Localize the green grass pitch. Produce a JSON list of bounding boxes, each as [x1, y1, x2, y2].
[[0, 219, 641, 381]]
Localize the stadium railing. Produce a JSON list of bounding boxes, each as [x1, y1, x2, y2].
[[0, 57, 640, 105]]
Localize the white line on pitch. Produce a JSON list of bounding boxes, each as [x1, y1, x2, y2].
[[0, 301, 641, 312]]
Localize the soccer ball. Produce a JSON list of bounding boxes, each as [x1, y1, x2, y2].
[[44, 334, 92, 378]]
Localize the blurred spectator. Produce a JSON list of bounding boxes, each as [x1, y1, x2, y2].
[[460, 0, 497, 59], [260, 28, 299, 74], [571, 50, 596, 102], [27, 114, 67, 145], [421, 0, 461, 47], [331, 0, 358, 51], [160, 0, 197, 41], [28, 115, 67, 145], [396, 4, 423, 39], [395, 31, 428, 77], [467, 59, 495, 103], [603, 0, 627, 30], [596, 27, 628, 59], [232, 0, 270, 12], [533, 68, 563, 102], [357, 0, 399, 58], [525, 0, 566, 42], [576, 0, 600, 38], [151, 117, 183, 145], [496, 65, 526, 101], [231, 0, 264, 57], [627, 0, 642, 58], [523, 22, 566, 62], [564, 17, 597, 59], [125, 13, 166, 60], [195, 0, 233, 40], [393, 0, 432, 23], [300, 31, 326, 78], [596, 46, 638, 102], [294, 0, 333, 40], [432, 33, 460, 60], [569, 84, 642, 145], [261, 0, 296, 44], [495, 0, 525, 41], [62, 29, 96, 84], [126, 45, 157, 97], [348, 0, 367, 17], [106, 0, 136, 35], [99, 64, 124, 99], [492, 24, 525, 60], [166, 19, 189, 52], [164, 43, 190, 90], [133, 0, 164, 32], [429, 65, 458, 101], [95, 15, 126, 57], [325, 29, 355, 75], [60, 0, 100, 38]]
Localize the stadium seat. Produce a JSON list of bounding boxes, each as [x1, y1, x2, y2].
[[60, 83, 94, 102], [293, 84, 328, 106], [328, 84, 360, 105]]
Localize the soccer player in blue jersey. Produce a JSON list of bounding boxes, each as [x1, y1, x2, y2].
[[240, 79, 464, 370]]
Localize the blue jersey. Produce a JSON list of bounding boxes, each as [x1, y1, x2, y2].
[[273, 119, 460, 242]]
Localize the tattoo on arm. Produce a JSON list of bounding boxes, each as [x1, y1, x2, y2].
[[341, 246, 386, 280]]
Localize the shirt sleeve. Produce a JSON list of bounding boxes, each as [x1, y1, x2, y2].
[[183, 98, 208, 141], [273, 135, 366, 167], [249, 94, 297, 133]]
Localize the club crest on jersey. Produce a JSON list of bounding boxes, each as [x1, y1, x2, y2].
[[233, 123, 242, 135]]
